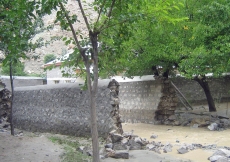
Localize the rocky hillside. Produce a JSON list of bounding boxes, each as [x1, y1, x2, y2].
[[24, 0, 96, 75]]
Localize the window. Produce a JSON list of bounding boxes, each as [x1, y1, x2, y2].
[[54, 80, 60, 84]]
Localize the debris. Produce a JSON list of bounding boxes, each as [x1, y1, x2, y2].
[[177, 146, 188, 154], [110, 133, 123, 143], [150, 134, 158, 139], [107, 150, 129, 159], [208, 123, 218, 131]]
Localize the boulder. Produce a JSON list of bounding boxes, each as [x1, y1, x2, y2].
[[213, 149, 230, 157], [122, 130, 134, 138], [208, 155, 228, 162], [105, 143, 113, 149], [150, 134, 158, 139], [110, 133, 123, 143], [108, 150, 129, 159], [208, 123, 218, 131], [113, 142, 127, 150], [177, 146, 188, 154], [163, 143, 173, 153], [220, 119, 230, 127], [146, 144, 155, 151], [121, 138, 129, 145], [134, 137, 147, 146], [128, 138, 142, 150]]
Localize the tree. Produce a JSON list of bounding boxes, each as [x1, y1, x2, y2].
[[40, 0, 120, 161], [40, 0, 181, 161], [0, 0, 43, 135], [178, 0, 230, 112], [101, 0, 230, 112]]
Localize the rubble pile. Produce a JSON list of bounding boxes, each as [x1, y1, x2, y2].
[[77, 129, 230, 161]]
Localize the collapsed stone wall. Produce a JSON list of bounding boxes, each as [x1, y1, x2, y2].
[[154, 77, 178, 124], [13, 82, 116, 137], [108, 79, 123, 134]]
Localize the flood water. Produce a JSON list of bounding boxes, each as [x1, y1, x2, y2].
[[122, 123, 230, 162]]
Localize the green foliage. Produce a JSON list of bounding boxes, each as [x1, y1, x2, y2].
[[1, 61, 27, 76], [0, 0, 44, 73], [44, 54, 56, 64], [179, 0, 230, 77], [98, 0, 230, 80], [99, 0, 188, 77]]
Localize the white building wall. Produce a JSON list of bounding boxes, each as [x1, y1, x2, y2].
[[46, 67, 84, 85]]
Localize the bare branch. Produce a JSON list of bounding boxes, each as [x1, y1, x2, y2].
[[58, 2, 87, 62], [58, 3, 81, 50], [77, 0, 91, 32], [98, 0, 116, 32], [107, 0, 116, 18]]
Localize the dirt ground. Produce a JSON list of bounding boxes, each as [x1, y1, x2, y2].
[[0, 130, 64, 162], [2, 123, 229, 162]]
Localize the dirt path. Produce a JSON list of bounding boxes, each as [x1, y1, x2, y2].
[[0, 131, 63, 162]]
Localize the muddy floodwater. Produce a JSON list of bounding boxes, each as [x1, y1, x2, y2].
[[122, 123, 230, 162]]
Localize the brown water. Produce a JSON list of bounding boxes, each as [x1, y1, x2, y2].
[[122, 123, 230, 162]]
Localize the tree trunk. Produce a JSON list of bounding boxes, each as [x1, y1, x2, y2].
[[59, 2, 100, 160], [9, 62, 14, 136], [88, 31, 100, 162], [194, 76, 216, 112]]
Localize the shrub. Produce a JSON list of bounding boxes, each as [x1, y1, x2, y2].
[[44, 54, 56, 64], [1, 61, 27, 76]]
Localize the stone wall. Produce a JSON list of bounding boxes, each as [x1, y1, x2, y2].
[[118, 76, 230, 124], [172, 76, 230, 106], [13, 81, 115, 137], [0, 76, 45, 89], [119, 80, 162, 124], [11, 76, 230, 136]]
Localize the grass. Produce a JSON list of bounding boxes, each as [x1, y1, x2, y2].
[[48, 136, 92, 162]]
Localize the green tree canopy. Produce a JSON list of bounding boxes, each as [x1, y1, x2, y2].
[[98, 0, 188, 78], [179, 0, 230, 77]]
